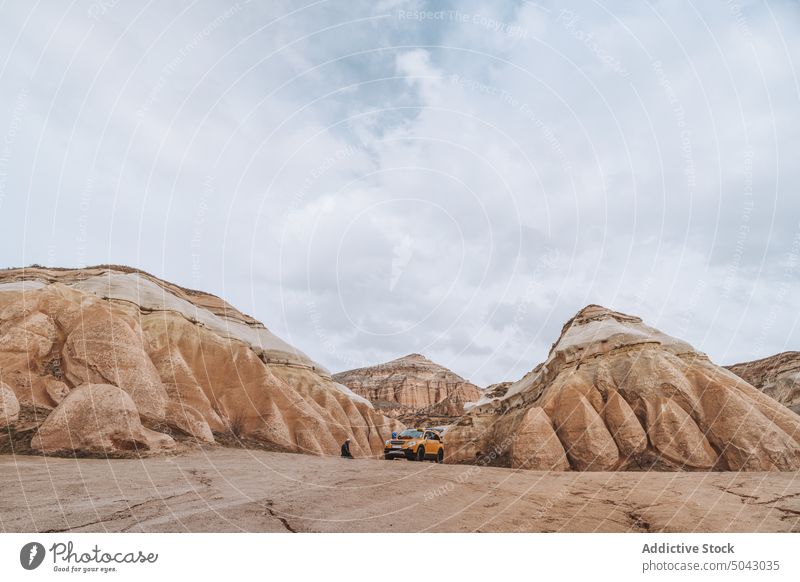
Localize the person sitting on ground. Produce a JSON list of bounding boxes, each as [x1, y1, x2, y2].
[[340, 438, 353, 458]]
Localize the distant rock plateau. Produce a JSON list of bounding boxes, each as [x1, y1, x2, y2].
[[333, 353, 482, 425], [727, 352, 800, 415]]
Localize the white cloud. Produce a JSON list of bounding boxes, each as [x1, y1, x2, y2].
[[1, 0, 799, 386]]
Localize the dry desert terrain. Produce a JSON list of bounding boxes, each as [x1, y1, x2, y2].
[[1, 449, 799, 533]]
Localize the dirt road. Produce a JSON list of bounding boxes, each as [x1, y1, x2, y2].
[[1, 449, 799, 532]]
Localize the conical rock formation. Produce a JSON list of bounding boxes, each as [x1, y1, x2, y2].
[[446, 305, 800, 472]]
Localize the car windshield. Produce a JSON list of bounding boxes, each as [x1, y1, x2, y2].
[[399, 430, 423, 438]]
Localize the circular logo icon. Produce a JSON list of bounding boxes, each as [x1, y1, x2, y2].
[[20, 542, 46, 570]]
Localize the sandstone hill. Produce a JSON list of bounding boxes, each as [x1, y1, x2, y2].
[[727, 352, 800, 415], [0, 265, 401, 457], [333, 353, 482, 425], [446, 305, 800, 472]]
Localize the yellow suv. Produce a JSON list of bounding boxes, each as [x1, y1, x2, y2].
[[384, 428, 444, 463]]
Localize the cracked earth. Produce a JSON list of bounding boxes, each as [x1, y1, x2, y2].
[[1, 449, 799, 532]]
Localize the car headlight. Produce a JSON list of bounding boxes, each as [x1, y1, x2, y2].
[[407, 441, 416, 447], [385, 440, 390, 446]]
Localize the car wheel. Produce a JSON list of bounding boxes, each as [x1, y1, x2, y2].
[[437, 449, 444, 464], [417, 447, 425, 461], [384, 454, 392, 460]]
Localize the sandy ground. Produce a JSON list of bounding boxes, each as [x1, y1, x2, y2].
[[1, 449, 799, 533]]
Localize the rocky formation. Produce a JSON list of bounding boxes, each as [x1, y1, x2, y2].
[[417, 383, 482, 418], [0, 382, 19, 427], [31, 384, 175, 454], [333, 353, 482, 424], [484, 381, 512, 400], [0, 266, 401, 457], [446, 305, 800, 472], [727, 352, 800, 415]]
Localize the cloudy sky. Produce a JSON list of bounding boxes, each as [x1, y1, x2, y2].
[[1, 0, 799, 386]]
